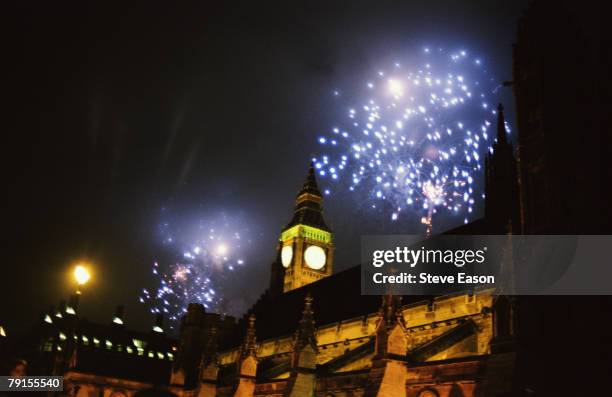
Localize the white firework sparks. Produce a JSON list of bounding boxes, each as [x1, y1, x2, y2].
[[314, 46, 510, 233], [139, 211, 254, 326]]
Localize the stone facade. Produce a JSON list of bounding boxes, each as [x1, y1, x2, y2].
[[166, 159, 512, 397], [207, 292, 499, 397]]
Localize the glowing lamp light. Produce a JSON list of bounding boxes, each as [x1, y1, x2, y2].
[[74, 265, 91, 286], [152, 325, 164, 333]]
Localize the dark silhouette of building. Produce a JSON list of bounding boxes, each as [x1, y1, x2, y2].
[[510, 2, 612, 396], [11, 301, 181, 397], [513, 0, 611, 234], [485, 103, 521, 234]]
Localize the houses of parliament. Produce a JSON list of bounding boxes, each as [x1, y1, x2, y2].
[[2, 2, 610, 397]]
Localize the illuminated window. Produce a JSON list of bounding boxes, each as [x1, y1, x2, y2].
[[93, 337, 100, 347], [82, 336, 89, 345], [59, 332, 67, 341], [126, 346, 133, 354], [156, 352, 164, 359], [148, 351, 154, 358], [167, 352, 174, 360], [44, 315, 53, 324], [137, 347, 144, 356], [105, 340, 113, 349]]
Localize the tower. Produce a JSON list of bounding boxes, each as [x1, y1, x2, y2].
[[277, 164, 334, 292], [485, 103, 521, 234]]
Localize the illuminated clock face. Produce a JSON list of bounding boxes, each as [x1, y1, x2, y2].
[[281, 245, 293, 268], [304, 245, 326, 270]]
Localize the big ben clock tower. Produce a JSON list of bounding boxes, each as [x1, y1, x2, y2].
[[276, 163, 334, 293]]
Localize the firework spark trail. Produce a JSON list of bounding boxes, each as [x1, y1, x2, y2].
[[139, 212, 252, 326], [314, 47, 510, 234]]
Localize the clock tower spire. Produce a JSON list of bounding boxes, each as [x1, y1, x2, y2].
[[277, 163, 334, 292]]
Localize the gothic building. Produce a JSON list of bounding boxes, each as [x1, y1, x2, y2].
[[9, 2, 611, 396], [166, 140, 517, 397], [19, 129, 517, 397]]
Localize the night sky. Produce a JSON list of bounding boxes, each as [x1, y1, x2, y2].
[[2, 1, 526, 335]]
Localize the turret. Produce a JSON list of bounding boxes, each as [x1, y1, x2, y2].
[[292, 294, 317, 360], [171, 304, 220, 390], [374, 294, 406, 358], [485, 103, 521, 234], [233, 315, 257, 397], [285, 294, 318, 397]]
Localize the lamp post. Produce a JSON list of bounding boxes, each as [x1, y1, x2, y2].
[[67, 265, 91, 315], [73, 265, 90, 294]]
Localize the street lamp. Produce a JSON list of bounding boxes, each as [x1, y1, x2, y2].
[[73, 264, 91, 295], [67, 264, 91, 315], [74, 265, 90, 287]]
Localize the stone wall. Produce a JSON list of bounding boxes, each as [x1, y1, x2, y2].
[[218, 293, 493, 371]]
